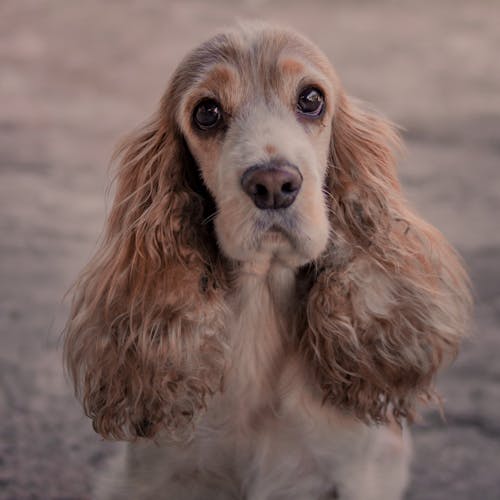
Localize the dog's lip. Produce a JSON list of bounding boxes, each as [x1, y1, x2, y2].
[[255, 210, 297, 231], [260, 226, 293, 249], [259, 223, 298, 247], [267, 224, 286, 235], [256, 221, 294, 238]]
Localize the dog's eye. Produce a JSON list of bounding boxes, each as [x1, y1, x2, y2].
[[297, 87, 324, 117], [193, 99, 222, 130]]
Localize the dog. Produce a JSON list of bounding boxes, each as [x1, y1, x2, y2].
[[64, 23, 471, 499]]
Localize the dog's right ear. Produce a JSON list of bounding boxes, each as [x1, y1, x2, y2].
[[63, 95, 228, 441]]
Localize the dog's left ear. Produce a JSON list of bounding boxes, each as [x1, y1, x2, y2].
[[301, 92, 472, 423]]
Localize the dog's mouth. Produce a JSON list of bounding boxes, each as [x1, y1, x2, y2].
[[256, 211, 289, 228], [262, 224, 289, 242], [268, 224, 287, 235], [255, 210, 297, 232], [254, 215, 299, 250]]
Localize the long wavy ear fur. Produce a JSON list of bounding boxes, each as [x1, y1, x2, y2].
[[302, 93, 472, 423], [63, 96, 228, 441]]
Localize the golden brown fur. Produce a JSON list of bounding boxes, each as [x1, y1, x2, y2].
[[303, 94, 471, 423], [64, 22, 471, 477], [64, 110, 230, 440]]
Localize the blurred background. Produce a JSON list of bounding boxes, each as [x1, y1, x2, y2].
[[1, 0, 499, 498]]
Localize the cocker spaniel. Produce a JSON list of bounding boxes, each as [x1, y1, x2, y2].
[[64, 23, 471, 500]]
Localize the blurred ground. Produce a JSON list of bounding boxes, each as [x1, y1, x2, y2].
[[1, 0, 499, 499]]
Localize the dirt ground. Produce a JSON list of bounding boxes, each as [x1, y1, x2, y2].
[[1, 1, 499, 498]]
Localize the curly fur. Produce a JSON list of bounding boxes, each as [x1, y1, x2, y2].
[[64, 24, 471, 497], [302, 94, 471, 423], [64, 108, 230, 440]]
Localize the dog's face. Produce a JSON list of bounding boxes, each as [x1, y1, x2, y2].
[[175, 27, 338, 267]]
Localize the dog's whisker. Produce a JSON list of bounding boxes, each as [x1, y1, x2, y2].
[[202, 209, 220, 225]]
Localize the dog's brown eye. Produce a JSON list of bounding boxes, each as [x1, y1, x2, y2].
[[193, 99, 222, 130], [297, 87, 324, 117]]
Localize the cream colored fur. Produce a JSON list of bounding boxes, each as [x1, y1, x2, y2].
[[64, 22, 470, 500], [97, 260, 411, 499]]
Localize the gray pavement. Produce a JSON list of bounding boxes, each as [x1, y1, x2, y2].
[[1, 1, 499, 498]]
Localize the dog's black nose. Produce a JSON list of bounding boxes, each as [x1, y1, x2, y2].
[[241, 163, 302, 209]]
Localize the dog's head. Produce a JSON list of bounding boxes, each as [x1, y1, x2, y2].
[[174, 26, 337, 267], [64, 24, 471, 440]]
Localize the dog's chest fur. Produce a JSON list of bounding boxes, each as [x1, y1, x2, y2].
[[100, 261, 410, 500], [195, 262, 332, 496], [227, 262, 298, 414], [174, 261, 408, 500], [186, 262, 361, 498]]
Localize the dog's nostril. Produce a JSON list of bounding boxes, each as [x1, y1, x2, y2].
[[255, 184, 268, 196], [281, 182, 293, 193]]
